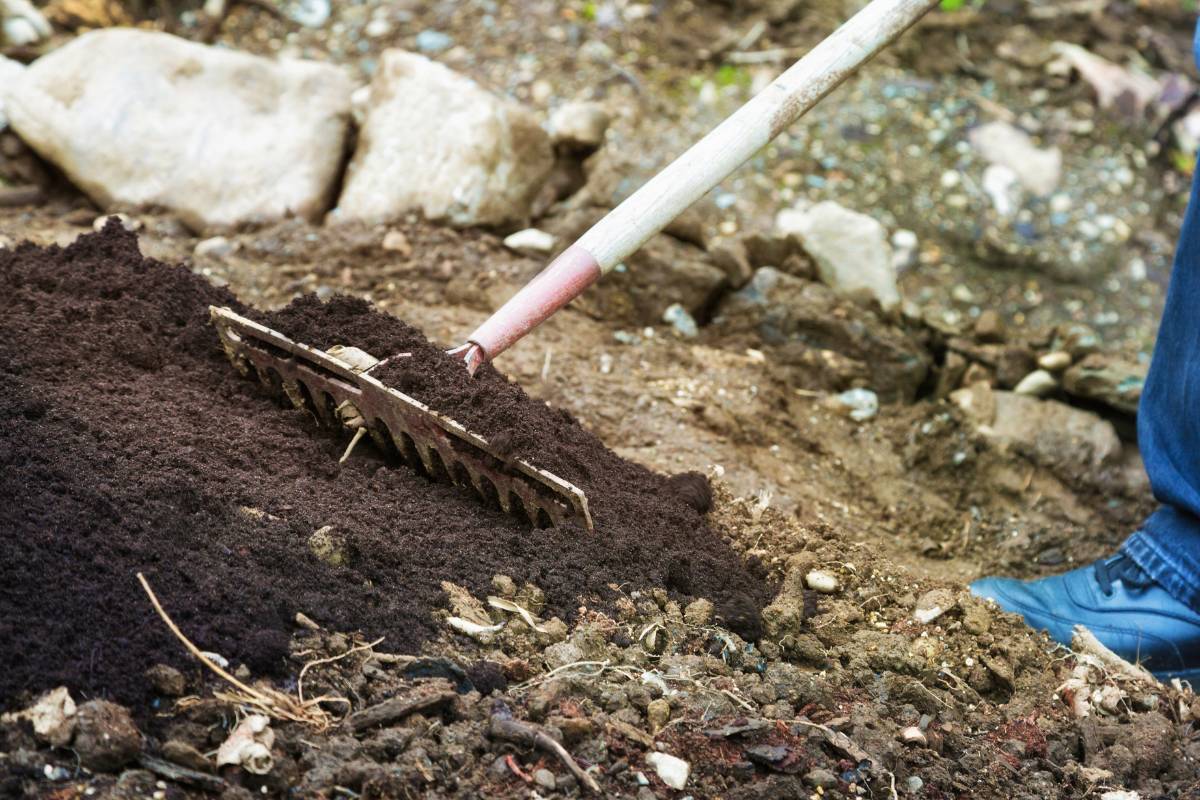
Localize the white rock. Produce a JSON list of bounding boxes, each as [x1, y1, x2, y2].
[[549, 101, 610, 149], [913, 587, 956, 624], [662, 303, 698, 338], [890, 228, 918, 270], [1014, 369, 1057, 397], [0, 54, 25, 131], [286, 0, 330, 28], [969, 121, 1062, 197], [0, 687, 76, 747], [381, 229, 411, 254], [335, 50, 554, 228], [194, 235, 235, 259], [1099, 792, 1142, 800], [899, 726, 927, 746], [831, 388, 878, 422], [1038, 351, 1072, 371], [805, 569, 839, 594], [5, 29, 354, 232], [777, 201, 900, 311], [981, 163, 1019, 216], [645, 752, 689, 790], [93, 213, 140, 233], [1, 0, 51, 46], [503, 228, 556, 254]]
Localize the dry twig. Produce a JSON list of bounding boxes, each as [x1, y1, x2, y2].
[[137, 572, 342, 729], [490, 714, 602, 794]]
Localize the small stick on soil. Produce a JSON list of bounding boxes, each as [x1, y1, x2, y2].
[[138, 573, 338, 727], [347, 688, 456, 734], [138, 572, 271, 702], [339, 427, 367, 464], [540, 348, 553, 383], [298, 637, 384, 704], [0, 185, 43, 207], [138, 754, 227, 793], [489, 715, 603, 795], [791, 719, 871, 763]]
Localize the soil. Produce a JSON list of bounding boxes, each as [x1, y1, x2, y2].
[[3, 1, 1199, 797], [0, 223, 769, 708]]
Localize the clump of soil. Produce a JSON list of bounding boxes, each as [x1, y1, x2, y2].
[[0, 224, 770, 709]]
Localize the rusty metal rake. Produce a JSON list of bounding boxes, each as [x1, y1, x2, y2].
[[210, 306, 593, 531]]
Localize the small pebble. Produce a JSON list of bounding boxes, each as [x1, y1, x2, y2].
[[1038, 351, 1072, 371], [194, 236, 233, 259], [805, 569, 839, 594], [94, 213, 140, 233], [381, 229, 411, 255], [503, 228, 556, 254], [1013, 369, 1057, 397], [646, 697, 671, 731], [415, 29, 453, 53], [662, 303, 698, 338], [533, 768, 556, 790]]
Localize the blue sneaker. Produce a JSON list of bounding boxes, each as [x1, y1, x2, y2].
[[970, 554, 1200, 682]]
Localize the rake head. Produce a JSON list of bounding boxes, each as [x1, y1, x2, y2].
[[209, 306, 593, 532]]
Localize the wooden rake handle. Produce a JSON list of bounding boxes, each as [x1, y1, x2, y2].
[[459, 0, 939, 370], [580, 0, 939, 272]]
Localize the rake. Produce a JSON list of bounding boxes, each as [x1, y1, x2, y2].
[[210, 306, 593, 530]]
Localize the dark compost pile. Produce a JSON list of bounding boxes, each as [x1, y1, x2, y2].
[[0, 224, 770, 708]]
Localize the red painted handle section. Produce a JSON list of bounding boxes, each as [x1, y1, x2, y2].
[[463, 244, 601, 365]]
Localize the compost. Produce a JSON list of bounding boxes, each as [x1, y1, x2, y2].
[[0, 224, 769, 708]]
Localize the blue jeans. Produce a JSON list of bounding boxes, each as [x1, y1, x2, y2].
[[1121, 25, 1200, 606]]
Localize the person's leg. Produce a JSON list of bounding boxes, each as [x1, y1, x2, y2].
[[1121, 2, 1200, 608], [1120, 150, 1200, 607], [970, 26, 1200, 679]]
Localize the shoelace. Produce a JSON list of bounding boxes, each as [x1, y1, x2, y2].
[[1094, 554, 1156, 597]]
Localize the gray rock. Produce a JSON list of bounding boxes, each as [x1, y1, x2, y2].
[[1062, 354, 1145, 416], [954, 386, 1122, 470], [804, 768, 839, 789], [533, 768, 556, 790], [335, 50, 553, 228], [5, 30, 353, 232], [776, 200, 899, 311]]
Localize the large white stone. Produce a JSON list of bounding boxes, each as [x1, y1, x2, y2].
[[777, 200, 900, 311], [5, 29, 354, 231], [0, 54, 24, 130], [334, 50, 554, 228]]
